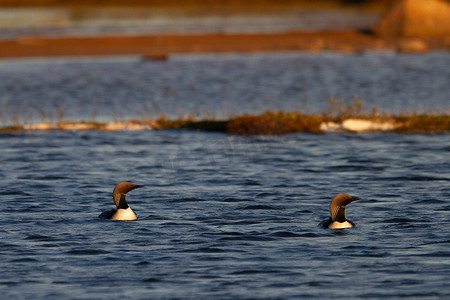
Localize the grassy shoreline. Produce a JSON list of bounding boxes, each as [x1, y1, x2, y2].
[[1, 110, 448, 134], [158, 110, 450, 134]]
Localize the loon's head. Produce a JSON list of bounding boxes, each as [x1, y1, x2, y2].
[[329, 193, 361, 223], [113, 181, 144, 209]]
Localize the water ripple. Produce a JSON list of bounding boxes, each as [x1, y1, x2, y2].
[[0, 117, 449, 299]]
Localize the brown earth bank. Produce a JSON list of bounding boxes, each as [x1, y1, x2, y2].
[[0, 0, 396, 9], [0, 31, 449, 59], [1, 0, 449, 57], [2, 112, 449, 134]]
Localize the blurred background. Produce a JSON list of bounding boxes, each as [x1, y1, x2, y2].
[[0, 0, 448, 124], [0, 0, 396, 39]]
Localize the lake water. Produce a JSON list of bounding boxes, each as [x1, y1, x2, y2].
[[0, 51, 449, 126], [0, 52, 449, 299], [1, 130, 449, 299]]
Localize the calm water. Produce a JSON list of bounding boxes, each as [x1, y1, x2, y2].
[[0, 52, 450, 299], [0, 52, 449, 126], [1, 130, 449, 299]]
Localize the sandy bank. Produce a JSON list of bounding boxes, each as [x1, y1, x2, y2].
[[0, 30, 449, 59]]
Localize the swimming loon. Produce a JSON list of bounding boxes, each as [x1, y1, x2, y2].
[[99, 182, 144, 221], [320, 193, 361, 229]]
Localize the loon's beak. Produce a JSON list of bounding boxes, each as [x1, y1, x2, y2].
[[134, 185, 144, 189], [351, 196, 361, 201]]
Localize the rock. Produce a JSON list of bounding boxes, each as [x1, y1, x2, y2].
[[320, 122, 342, 132], [319, 119, 396, 132], [374, 0, 450, 38], [398, 38, 429, 52], [342, 119, 395, 132]]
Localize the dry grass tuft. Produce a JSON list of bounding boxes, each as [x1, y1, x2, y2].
[[225, 111, 324, 135], [393, 114, 450, 133]]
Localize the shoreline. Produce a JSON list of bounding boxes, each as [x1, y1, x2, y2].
[[0, 0, 394, 9], [0, 30, 449, 59], [1, 111, 448, 134]]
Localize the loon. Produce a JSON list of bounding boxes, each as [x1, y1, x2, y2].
[[99, 182, 144, 221], [320, 193, 361, 229]]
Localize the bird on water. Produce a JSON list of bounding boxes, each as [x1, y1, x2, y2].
[[99, 181, 144, 221], [320, 193, 361, 229]]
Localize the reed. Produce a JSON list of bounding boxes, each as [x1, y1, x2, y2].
[[326, 95, 367, 119]]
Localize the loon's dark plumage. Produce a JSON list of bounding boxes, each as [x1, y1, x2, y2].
[[320, 193, 361, 229], [99, 182, 144, 221]]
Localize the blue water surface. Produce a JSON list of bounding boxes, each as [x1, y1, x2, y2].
[[1, 52, 449, 299], [1, 129, 449, 299], [0, 51, 448, 126]]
